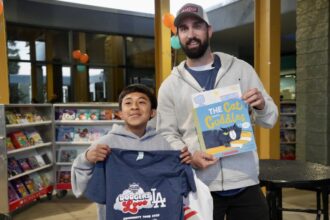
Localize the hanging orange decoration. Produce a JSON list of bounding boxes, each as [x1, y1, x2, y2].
[[162, 13, 174, 29], [80, 53, 89, 64], [171, 24, 177, 35], [0, 0, 3, 16], [72, 50, 81, 60]]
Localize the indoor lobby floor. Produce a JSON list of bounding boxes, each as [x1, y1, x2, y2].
[[10, 188, 330, 220]]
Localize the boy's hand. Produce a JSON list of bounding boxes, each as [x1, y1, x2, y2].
[[86, 144, 111, 163], [191, 151, 218, 169], [180, 146, 192, 164]]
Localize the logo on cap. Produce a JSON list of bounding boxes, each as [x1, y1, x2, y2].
[[181, 6, 198, 13]]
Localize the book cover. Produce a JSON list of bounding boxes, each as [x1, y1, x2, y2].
[[58, 147, 78, 162], [27, 156, 40, 169], [57, 171, 71, 184], [11, 179, 29, 198], [34, 154, 46, 166], [73, 127, 90, 142], [39, 172, 52, 186], [76, 109, 90, 120], [192, 85, 256, 158], [100, 109, 113, 120], [90, 109, 100, 120], [89, 127, 108, 141], [25, 130, 43, 145], [58, 109, 76, 121], [21, 176, 37, 194], [7, 157, 23, 177], [30, 173, 45, 190], [41, 153, 52, 164], [17, 158, 32, 172], [56, 127, 74, 142], [6, 137, 16, 151], [5, 111, 18, 124], [8, 182, 20, 202], [9, 131, 30, 149]]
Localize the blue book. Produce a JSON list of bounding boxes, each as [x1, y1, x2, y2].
[[193, 97, 256, 158]]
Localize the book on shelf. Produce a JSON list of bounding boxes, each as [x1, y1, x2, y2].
[[89, 127, 109, 141], [57, 167, 71, 184], [73, 127, 90, 142], [192, 84, 256, 158], [25, 130, 43, 145], [30, 173, 47, 190], [17, 158, 32, 172], [27, 156, 40, 169], [280, 130, 296, 143], [6, 111, 18, 124], [9, 131, 30, 149], [58, 109, 76, 121], [8, 157, 23, 177], [89, 109, 100, 120], [21, 176, 37, 194], [76, 109, 90, 120], [11, 179, 30, 198], [8, 182, 20, 203], [57, 147, 79, 162], [34, 154, 46, 166], [56, 127, 74, 142], [39, 172, 52, 186], [6, 137, 16, 151], [100, 109, 113, 120], [41, 153, 52, 165]]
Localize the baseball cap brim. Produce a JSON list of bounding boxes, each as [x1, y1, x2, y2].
[[174, 12, 207, 26]]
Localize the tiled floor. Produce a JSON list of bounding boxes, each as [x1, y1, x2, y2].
[[7, 188, 330, 220]]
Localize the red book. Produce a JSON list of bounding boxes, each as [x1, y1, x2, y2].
[[9, 131, 30, 149]]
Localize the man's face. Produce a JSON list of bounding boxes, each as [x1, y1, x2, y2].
[[177, 17, 210, 59]]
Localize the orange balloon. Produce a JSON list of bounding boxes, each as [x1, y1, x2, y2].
[[80, 53, 89, 64], [171, 24, 177, 35], [72, 50, 81, 60], [0, 0, 3, 16], [162, 13, 174, 28]]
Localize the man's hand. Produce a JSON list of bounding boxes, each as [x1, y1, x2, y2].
[[86, 144, 111, 163], [180, 146, 192, 164], [242, 88, 265, 110], [191, 151, 218, 169]]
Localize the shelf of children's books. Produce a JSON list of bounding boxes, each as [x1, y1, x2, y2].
[[56, 162, 73, 166], [55, 142, 92, 146], [7, 142, 52, 155], [280, 128, 296, 130], [280, 142, 296, 145], [8, 164, 53, 181], [6, 121, 52, 129], [54, 120, 124, 125], [55, 183, 72, 190], [9, 185, 53, 212], [280, 113, 296, 116]]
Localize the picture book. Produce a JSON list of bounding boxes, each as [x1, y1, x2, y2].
[[90, 109, 100, 120], [58, 147, 78, 162], [9, 131, 30, 149], [58, 109, 76, 121], [73, 127, 90, 142], [17, 158, 32, 172], [11, 179, 29, 198], [39, 172, 52, 186], [192, 85, 256, 158], [7, 157, 23, 177], [30, 173, 45, 190], [25, 130, 43, 145], [76, 109, 90, 120], [56, 127, 74, 142], [21, 176, 37, 194], [27, 156, 40, 169], [41, 153, 52, 164], [8, 182, 20, 203], [89, 127, 108, 141], [34, 154, 46, 166], [6, 111, 18, 124], [6, 137, 16, 151], [57, 171, 71, 184], [100, 109, 113, 120]]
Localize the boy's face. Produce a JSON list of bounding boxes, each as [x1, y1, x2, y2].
[[119, 92, 155, 132]]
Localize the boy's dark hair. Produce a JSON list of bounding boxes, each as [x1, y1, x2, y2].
[[118, 84, 157, 110]]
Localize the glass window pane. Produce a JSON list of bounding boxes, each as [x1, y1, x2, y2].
[[7, 40, 30, 60], [89, 68, 105, 102], [8, 62, 31, 103], [36, 41, 46, 61], [126, 37, 154, 68], [62, 66, 71, 103]]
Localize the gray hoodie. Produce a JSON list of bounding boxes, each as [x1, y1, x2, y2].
[[157, 52, 278, 191], [71, 124, 173, 220]]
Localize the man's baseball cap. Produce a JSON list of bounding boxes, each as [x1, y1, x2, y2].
[[174, 3, 210, 26]]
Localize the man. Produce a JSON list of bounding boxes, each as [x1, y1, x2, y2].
[[157, 3, 278, 220]]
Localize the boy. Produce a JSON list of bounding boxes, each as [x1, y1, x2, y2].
[[71, 84, 192, 220]]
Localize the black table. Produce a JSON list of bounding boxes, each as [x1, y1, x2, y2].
[[259, 159, 330, 220]]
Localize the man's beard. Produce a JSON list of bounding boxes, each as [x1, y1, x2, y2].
[[180, 36, 209, 59]]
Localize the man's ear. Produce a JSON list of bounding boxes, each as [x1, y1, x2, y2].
[[150, 109, 156, 119]]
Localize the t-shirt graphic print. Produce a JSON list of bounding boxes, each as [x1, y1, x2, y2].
[[84, 148, 196, 220]]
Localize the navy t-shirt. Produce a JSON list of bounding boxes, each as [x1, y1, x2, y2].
[[84, 148, 196, 220]]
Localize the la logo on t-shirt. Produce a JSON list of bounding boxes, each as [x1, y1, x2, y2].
[[114, 183, 166, 214]]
